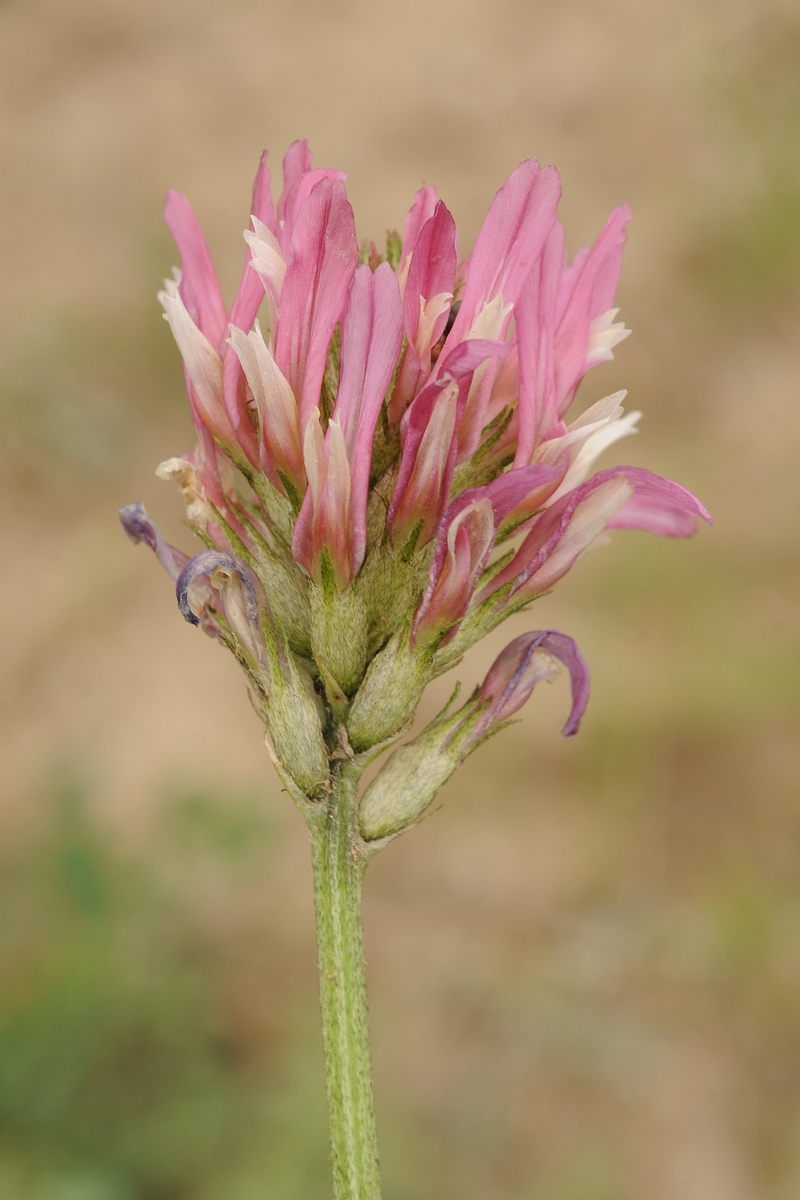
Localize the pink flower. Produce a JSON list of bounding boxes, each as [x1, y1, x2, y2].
[[478, 466, 710, 609], [410, 463, 560, 648], [123, 141, 710, 760], [292, 262, 403, 587], [160, 152, 274, 466], [389, 200, 457, 423], [387, 338, 511, 552]]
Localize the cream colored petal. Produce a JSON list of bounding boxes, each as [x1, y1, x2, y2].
[[567, 390, 628, 431], [158, 279, 224, 429], [415, 291, 453, 356], [229, 321, 295, 426], [245, 217, 287, 300], [536, 391, 629, 477], [586, 307, 631, 365], [325, 417, 352, 515], [551, 410, 642, 500], [302, 409, 327, 508], [467, 294, 513, 341]]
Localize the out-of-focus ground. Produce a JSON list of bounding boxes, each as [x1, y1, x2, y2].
[[1, 0, 799, 1197]]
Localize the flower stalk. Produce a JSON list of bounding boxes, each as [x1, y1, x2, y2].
[[308, 761, 381, 1200]]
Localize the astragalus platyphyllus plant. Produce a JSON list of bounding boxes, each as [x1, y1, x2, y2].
[[121, 141, 709, 1200]]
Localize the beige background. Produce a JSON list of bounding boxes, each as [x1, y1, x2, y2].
[[1, 1, 799, 1198]]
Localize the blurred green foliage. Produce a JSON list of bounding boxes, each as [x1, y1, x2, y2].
[[0, 774, 333, 1200]]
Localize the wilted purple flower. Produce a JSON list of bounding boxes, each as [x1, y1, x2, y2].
[[474, 630, 590, 740]]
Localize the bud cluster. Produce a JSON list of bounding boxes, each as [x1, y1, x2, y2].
[[121, 142, 709, 838]]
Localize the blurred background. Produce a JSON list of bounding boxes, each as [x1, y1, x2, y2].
[[1, 0, 799, 1197]]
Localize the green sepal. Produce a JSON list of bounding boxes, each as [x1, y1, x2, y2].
[[449, 406, 515, 497], [316, 656, 350, 726], [357, 692, 487, 843], [246, 470, 295, 548], [385, 229, 402, 271], [277, 471, 302, 516], [346, 628, 433, 753], [311, 577, 369, 698], [207, 501, 258, 568], [356, 542, 428, 656], [264, 650, 330, 799]]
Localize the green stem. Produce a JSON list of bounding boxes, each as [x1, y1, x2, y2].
[[309, 762, 381, 1200]]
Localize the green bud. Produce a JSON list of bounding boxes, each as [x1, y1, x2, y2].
[[256, 555, 312, 657], [358, 698, 481, 840], [265, 659, 330, 798], [357, 544, 425, 655], [310, 578, 369, 697], [346, 632, 432, 753]]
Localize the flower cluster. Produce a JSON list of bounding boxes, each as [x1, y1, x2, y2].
[[121, 141, 709, 835]]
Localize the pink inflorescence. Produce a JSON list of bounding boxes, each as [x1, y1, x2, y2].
[[121, 141, 710, 781]]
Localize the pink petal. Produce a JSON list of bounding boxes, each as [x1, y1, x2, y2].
[[334, 262, 403, 575], [251, 149, 277, 235], [553, 205, 631, 413], [484, 465, 709, 603], [431, 163, 560, 461], [555, 239, 589, 325], [220, 343, 260, 468], [292, 414, 354, 588], [410, 468, 555, 645], [164, 190, 228, 347], [292, 410, 328, 580], [319, 419, 353, 589], [599, 465, 711, 528], [388, 199, 455, 420], [415, 462, 557, 611], [403, 201, 457, 344], [278, 168, 349, 259], [227, 150, 274, 333], [220, 157, 278, 463], [605, 469, 712, 536], [398, 185, 439, 284], [389, 202, 458, 421], [437, 337, 512, 378], [274, 178, 359, 430], [277, 140, 313, 224], [412, 498, 496, 647], [389, 340, 509, 549], [158, 278, 235, 448], [514, 221, 564, 464], [388, 379, 460, 550], [188, 429, 253, 549], [449, 462, 563, 536], [228, 322, 304, 493], [441, 160, 562, 354]]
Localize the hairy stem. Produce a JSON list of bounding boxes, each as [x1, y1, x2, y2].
[[309, 762, 381, 1200]]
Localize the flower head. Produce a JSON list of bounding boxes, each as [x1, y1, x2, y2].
[[121, 141, 710, 806]]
